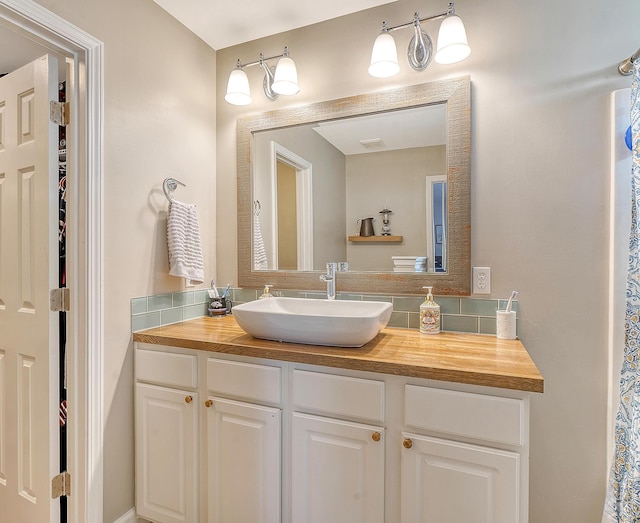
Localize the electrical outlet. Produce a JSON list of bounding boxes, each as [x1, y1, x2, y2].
[[472, 267, 491, 294]]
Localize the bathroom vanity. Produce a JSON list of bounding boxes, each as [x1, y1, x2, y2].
[[132, 316, 543, 523]]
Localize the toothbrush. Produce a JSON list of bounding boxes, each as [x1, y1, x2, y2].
[[505, 291, 518, 313], [210, 278, 219, 298], [221, 283, 231, 299]]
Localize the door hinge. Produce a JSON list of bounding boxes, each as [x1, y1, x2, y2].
[[50, 288, 70, 312], [49, 101, 70, 126], [51, 471, 71, 499]]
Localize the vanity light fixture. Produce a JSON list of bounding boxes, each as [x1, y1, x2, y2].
[[369, 2, 470, 78], [225, 46, 300, 106]]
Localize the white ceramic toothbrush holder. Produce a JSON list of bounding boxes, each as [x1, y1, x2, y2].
[[496, 311, 517, 340]]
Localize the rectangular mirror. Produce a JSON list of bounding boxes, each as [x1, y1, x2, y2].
[[237, 76, 470, 295]]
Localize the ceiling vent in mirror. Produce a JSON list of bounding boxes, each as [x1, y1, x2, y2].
[[359, 138, 384, 148]]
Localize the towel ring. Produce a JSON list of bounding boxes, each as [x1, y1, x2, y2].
[[163, 177, 186, 202], [254, 200, 261, 216]]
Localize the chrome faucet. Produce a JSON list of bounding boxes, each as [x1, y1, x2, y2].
[[319, 262, 349, 300]]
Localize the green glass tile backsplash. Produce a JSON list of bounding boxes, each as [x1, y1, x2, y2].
[[131, 288, 519, 336]]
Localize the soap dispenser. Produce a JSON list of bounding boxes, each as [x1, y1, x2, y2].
[[420, 286, 440, 335], [259, 285, 274, 299]]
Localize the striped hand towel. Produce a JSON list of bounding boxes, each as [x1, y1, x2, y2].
[[167, 200, 205, 284], [253, 211, 268, 270]]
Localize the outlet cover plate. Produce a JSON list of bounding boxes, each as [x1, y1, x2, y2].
[[472, 267, 491, 294]]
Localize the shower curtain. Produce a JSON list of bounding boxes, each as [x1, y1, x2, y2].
[[604, 61, 640, 523]]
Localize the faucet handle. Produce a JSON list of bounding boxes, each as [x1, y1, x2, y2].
[[326, 262, 338, 271]]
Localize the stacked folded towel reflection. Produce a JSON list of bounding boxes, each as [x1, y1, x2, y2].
[[392, 256, 427, 273]]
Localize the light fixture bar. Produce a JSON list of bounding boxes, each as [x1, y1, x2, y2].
[[384, 10, 449, 33], [236, 49, 290, 69], [259, 57, 278, 101]]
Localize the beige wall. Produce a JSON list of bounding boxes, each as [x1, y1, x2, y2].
[[31, 0, 217, 520], [216, 0, 640, 521], [346, 146, 445, 271]]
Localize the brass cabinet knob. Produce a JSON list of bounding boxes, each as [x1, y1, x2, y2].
[[371, 432, 381, 442], [403, 438, 413, 449], [204, 399, 213, 408], [184, 395, 193, 404]]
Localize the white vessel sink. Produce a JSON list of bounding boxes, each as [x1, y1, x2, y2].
[[232, 297, 393, 348]]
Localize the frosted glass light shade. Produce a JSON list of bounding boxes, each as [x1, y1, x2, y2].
[[225, 68, 252, 105], [272, 57, 300, 95], [368, 32, 400, 78], [435, 14, 470, 64]]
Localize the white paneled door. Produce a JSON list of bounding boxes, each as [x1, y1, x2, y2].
[[135, 383, 199, 523], [207, 397, 281, 523], [401, 433, 520, 523], [0, 55, 60, 522], [291, 412, 385, 523]]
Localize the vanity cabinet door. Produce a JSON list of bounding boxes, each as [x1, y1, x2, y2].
[[400, 433, 520, 523], [291, 412, 385, 523], [135, 383, 199, 523], [206, 397, 281, 523]]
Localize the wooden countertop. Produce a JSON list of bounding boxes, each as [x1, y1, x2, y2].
[[133, 316, 544, 393]]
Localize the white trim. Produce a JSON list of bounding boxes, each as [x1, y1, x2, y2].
[[425, 175, 447, 273], [295, 166, 313, 271], [607, 89, 631, 469], [0, 1, 104, 522], [268, 145, 279, 269], [271, 142, 313, 271], [113, 508, 148, 523]]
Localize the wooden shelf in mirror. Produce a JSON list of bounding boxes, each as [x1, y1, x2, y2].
[[348, 235, 403, 243]]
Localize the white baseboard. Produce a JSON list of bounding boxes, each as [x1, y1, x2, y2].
[[112, 508, 149, 523]]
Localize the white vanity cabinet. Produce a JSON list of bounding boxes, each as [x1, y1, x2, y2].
[[134, 342, 534, 523], [400, 384, 527, 523], [205, 357, 283, 523], [135, 347, 284, 523], [400, 435, 519, 523], [290, 370, 386, 523], [291, 413, 385, 523], [135, 349, 199, 523]]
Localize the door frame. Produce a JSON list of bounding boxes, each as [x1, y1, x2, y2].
[[271, 142, 313, 271], [0, 1, 104, 522], [425, 175, 447, 273]]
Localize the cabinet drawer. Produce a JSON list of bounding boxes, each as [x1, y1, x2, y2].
[[207, 358, 282, 404], [292, 369, 385, 423], [136, 349, 197, 389], [404, 385, 524, 446]]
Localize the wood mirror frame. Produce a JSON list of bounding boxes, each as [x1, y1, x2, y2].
[[237, 75, 470, 296]]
